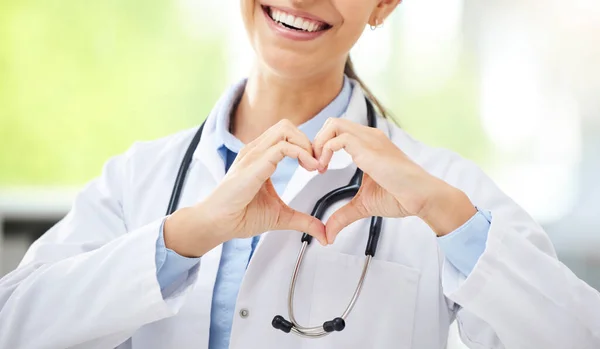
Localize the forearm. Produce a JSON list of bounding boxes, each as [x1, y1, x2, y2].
[[163, 204, 226, 258], [418, 179, 477, 237]]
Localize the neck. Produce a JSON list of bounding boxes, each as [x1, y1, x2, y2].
[[231, 66, 345, 144]]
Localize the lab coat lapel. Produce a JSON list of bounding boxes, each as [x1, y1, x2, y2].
[[194, 133, 225, 185], [180, 110, 227, 345], [192, 91, 227, 184], [176, 157, 223, 349], [132, 128, 223, 349]]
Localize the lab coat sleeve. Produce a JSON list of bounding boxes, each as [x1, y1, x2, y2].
[[0, 147, 200, 349], [439, 156, 600, 349]]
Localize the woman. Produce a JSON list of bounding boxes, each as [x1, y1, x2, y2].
[[1, 0, 599, 348]]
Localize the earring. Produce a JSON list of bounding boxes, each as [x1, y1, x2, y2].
[[370, 18, 384, 31]]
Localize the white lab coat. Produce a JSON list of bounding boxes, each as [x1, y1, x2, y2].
[[1, 84, 599, 349]]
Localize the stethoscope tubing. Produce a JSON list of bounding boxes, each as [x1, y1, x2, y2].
[[287, 241, 373, 337], [275, 98, 382, 338]]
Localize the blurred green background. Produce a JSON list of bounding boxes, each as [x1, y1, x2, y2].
[[0, 0, 227, 185], [0, 1, 490, 186]]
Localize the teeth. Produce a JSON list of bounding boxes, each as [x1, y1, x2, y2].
[[294, 17, 303, 29], [268, 7, 325, 32], [286, 14, 295, 25]]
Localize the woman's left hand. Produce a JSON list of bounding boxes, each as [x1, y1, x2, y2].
[[312, 118, 477, 244]]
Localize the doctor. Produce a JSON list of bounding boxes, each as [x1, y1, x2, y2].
[[1, 0, 600, 348]]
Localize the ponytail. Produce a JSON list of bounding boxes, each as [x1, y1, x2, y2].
[[344, 56, 388, 118]]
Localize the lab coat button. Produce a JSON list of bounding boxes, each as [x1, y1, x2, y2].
[[239, 308, 250, 318]]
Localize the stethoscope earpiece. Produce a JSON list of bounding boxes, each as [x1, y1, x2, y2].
[[323, 317, 346, 332], [272, 315, 346, 335], [272, 315, 293, 333]]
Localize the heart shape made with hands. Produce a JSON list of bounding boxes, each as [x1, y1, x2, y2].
[[309, 117, 425, 245], [218, 117, 442, 249]]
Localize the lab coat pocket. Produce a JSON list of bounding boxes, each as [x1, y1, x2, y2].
[[306, 249, 420, 349]]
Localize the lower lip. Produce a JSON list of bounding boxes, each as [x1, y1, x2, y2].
[[262, 6, 328, 41]]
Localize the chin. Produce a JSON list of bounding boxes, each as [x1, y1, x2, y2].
[[258, 47, 334, 80], [266, 58, 315, 79]]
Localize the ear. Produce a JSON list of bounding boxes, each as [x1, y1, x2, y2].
[[368, 0, 402, 27]]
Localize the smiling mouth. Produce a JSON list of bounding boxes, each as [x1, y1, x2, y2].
[[262, 5, 332, 33]]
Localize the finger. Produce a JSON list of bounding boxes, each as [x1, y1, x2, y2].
[[313, 118, 365, 160], [266, 141, 320, 171], [276, 206, 327, 246], [248, 120, 314, 159], [325, 198, 369, 244], [318, 133, 362, 169], [249, 141, 319, 184], [312, 118, 339, 161]]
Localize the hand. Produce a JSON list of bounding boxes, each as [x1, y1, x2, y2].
[[312, 118, 476, 243], [164, 120, 327, 257]]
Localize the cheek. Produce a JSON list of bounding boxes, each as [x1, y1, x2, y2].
[[334, 0, 373, 44], [332, 22, 365, 55], [240, 0, 258, 45]]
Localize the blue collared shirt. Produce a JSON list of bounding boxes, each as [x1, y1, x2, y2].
[[154, 77, 491, 349]]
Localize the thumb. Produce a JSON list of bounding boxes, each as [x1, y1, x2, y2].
[[275, 206, 327, 246], [326, 199, 369, 244]]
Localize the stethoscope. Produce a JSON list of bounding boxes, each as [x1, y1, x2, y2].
[[166, 98, 382, 339]]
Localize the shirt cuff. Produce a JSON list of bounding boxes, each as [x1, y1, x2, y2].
[[437, 208, 492, 277], [155, 219, 201, 291]]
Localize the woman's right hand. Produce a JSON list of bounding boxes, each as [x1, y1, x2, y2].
[[163, 120, 327, 257]]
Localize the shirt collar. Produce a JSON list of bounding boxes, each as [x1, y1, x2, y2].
[[213, 79, 247, 154], [213, 76, 353, 156]]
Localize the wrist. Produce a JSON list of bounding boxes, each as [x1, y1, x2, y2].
[[418, 183, 477, 237], [163, 204, 225, 257]]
